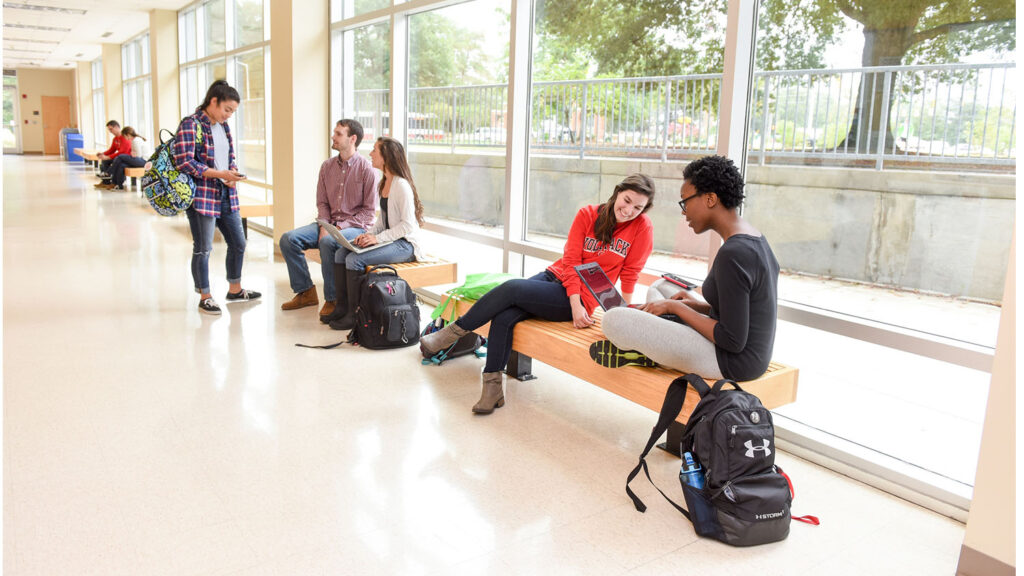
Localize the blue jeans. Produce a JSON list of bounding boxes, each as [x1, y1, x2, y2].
[[186, 188, 246, 294], [279, 222, 364, 302], [455, 270, 573, 373], [338, 238, 415, 271], [110, 155, 147, 186]]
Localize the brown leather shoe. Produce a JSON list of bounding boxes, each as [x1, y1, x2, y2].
[[281, 286, 318, 310], [319, 301, 335, 319]]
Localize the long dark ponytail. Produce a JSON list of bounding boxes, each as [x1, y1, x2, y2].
[[593, 173, 656, 245], [200, 80, 240, 111]]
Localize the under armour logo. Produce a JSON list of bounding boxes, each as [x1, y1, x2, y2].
[[744, 439, 772, 458]]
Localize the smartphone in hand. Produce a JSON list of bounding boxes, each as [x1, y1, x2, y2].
[[662, 273, 696, 290]]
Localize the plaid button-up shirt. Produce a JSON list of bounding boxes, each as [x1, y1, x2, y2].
[[173, 108, 238, 217]]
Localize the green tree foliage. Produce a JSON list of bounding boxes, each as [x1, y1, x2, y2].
[[534, 0, 724, 77]]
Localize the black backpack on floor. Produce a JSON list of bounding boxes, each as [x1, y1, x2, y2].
[[346, 265, 420, 349], [626, 374, 818, 547]]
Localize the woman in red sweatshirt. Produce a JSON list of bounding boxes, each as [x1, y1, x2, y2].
[[420, 173, 655, 414]]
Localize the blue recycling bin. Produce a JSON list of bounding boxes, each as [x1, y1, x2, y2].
[[65, 134, 84, 162]]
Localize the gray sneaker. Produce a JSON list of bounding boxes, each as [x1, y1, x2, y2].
[[198, 298, 222, 315]]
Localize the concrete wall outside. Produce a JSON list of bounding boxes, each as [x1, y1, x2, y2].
[[14, 68, 78, 153], [410, 150, 1014, 301]]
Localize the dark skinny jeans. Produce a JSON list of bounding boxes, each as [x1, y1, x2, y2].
[[454, 270, 574, 373]]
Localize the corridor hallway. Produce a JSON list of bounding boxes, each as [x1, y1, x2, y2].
[[3, 155, 965, 575]]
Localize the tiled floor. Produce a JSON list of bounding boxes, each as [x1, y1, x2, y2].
[[4, 155, 966, 575]]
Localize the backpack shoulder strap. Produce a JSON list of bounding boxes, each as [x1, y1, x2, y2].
[[625, 373, 707, 517], [710, 378, 742, 394]]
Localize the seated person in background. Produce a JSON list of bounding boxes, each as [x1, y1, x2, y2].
[[95, 120, 131, 186], [419, 174, 656, 415], [594, 155, 780, 382], [326, 136, 427, 331], [279, 119, 378, 322], [99, 126, 151, 190]]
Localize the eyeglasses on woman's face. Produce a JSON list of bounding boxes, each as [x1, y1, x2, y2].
[[678, 193, 701, 213]]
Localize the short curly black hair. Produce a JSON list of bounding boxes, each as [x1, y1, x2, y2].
[[682, 155, 745, 209]]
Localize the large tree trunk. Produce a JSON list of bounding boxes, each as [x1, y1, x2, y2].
[[836, 26, 915, 154]]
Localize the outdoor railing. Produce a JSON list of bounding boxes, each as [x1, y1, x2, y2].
[[347, 62, 1015, 171]]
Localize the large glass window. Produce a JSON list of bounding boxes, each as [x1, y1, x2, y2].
[[179, 0, 272, 228], [525, 0, 727, 281], [330, 0, 389, 23], [331, 22, 391, 142], [4, 72, 21, 153], [122, 33, 153, 140], [406, 0, 511, 242], [743, 0, 1015, 487], [234, 0, 264, 48]]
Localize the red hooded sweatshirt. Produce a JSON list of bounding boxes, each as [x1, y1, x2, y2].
[[547, 204, 654, 313]]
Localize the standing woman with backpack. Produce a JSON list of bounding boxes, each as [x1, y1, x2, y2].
[[173, 80, 261, 315], [327, 136, 427, 331]]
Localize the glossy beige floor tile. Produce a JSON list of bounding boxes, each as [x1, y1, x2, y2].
[[4, 155, 965, 575]]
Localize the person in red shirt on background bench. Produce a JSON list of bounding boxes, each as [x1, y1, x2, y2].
[[95, 120, 131, 187], [420, 173, 656, 415]]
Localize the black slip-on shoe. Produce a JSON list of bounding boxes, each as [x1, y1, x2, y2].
[[226, 289, 262, 302], [198, 298, 222, 315]]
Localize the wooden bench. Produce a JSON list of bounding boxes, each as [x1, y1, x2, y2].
[[443, 297, 798, 453], [304, 248, 457, 290], [238, 199, 272, 238], [124, 166, 146, 193], [74, 149, 100, 170]]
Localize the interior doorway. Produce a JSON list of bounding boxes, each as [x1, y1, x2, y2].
[[41, 95, 70, 155]]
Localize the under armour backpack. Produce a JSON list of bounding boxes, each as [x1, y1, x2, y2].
[[626, 374, 818, 547], [346, 265, 420, 350]]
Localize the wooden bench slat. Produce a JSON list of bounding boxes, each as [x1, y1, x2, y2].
[[300, 248, 457, 290]]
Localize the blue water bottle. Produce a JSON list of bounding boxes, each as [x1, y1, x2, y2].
[[680, 452, 705, 490]]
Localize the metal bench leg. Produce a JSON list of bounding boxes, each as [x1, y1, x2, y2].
[[242, 217, 248, 238], [505, 350, 536, 381], [656, 420, 684, 457]]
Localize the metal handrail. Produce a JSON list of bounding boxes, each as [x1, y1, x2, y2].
[[344, 62, 1016, 170]]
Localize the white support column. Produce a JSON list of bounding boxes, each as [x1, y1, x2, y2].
[[501, 0, 534, 274], [149, 9, 180, 136], [270, 0, 330, 242], [709, 0, 759, 264], [389, 12, 409, 144]]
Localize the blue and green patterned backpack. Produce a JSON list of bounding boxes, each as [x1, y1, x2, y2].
[[142, 128, 203, 216]]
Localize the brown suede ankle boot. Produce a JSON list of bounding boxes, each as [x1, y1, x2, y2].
[[472, 371, 505, 414], [419, 321, 470, 357]]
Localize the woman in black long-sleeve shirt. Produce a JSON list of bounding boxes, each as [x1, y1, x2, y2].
[[596, 155, 780, 381]]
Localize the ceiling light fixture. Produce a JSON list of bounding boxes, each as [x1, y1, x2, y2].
[[3, 2, 87, 15], [4, 47, 50, 53], [3, 37, 59, 44], [4, 23, 72, 32], [100, 32, 113, 38]]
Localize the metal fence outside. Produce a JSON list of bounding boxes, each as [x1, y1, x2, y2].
[[348, 62, 1015, 171]]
